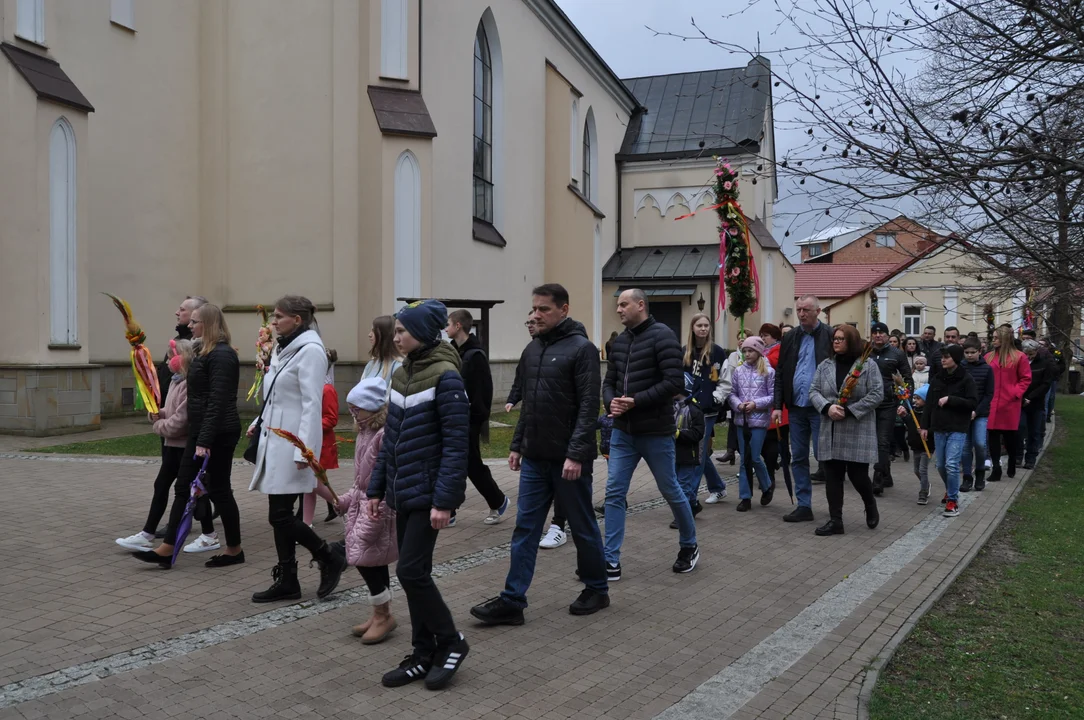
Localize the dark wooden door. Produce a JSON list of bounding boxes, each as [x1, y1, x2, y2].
[[651, 301, 684, 341]]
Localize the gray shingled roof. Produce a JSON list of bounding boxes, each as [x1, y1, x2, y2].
[[619, 57, 770, 160], [602, 245, 720, 282]]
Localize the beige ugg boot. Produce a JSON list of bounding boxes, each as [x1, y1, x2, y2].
[[361, 589, 397, 645], [351, 612, 375, 637]]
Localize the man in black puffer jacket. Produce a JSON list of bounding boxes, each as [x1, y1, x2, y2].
[[602, 289, 699, 580], [470, 284, 609, 626], [870, 322, 912, 494]]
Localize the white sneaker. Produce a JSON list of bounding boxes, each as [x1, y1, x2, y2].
[[183, 534, 221, 553], [115, 533, 154, 551], [538, 524, 567, 549], [984, 458, 993, 469], [705, 489, 728, 504], [484, 497, 510, 525]]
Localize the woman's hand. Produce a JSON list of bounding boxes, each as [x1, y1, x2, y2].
[[195, 446, 211, 458], [828, 404, 846, 421], [939, 396, 949, 407], [295, 461, 307, 470], [246, 426, 256, 438]]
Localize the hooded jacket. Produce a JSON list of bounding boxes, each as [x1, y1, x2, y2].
[[603, 316, 684, 436], [452, 333, 494, 428], [962, 357, 994, 418], [728, 361, 776, 428], [337, 425, 398, 567], [921, 365, 978, 434], [368, 341, 468, 513], [510, 318, 600, 463], [1023, 351, 1056, 405]]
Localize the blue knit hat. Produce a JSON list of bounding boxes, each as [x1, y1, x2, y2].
[[915, 384, 929, 401], [396, 299, 448, 344]]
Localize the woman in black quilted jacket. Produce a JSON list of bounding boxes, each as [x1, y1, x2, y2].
[[132, 304, 245, 569]]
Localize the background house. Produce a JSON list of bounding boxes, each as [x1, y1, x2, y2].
[[0, 0, 789, 435]]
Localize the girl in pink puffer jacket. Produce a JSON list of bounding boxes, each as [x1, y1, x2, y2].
[[728, 336, 777, 511], [335, 378, 398, 644]]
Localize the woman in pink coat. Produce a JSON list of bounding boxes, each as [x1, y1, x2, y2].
[[985, 326, 1032, 482], [335, 377, 398, 644]]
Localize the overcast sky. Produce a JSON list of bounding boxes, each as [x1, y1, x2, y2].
[[554, 0, 902, 259]]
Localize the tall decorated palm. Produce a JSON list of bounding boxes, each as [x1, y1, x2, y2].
[[713, 158, 759, 333]]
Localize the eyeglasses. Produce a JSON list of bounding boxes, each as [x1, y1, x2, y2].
[[832, 337, 846, 343]]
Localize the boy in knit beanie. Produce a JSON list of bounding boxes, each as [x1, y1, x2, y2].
[[367, 299, 470, 690]]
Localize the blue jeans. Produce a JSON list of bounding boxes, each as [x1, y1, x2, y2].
[[501, 458, 607, 608], [678, 464, 703, 507], [604, 429, 696, 566], [699, 414, 726, 494], [737, 426, 771, 499], [788, 405, 821, 509], [934, 431, 967, 502], [961, 417, 988, 476]]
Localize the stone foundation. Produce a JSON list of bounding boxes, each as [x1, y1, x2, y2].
[[0, 365, 103, 436]]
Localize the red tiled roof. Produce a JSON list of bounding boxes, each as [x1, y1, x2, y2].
[[794, 263, 901, 298]]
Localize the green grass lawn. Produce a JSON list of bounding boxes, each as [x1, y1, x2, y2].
[[35, 406, 732, 460], [869, 395, 1084, 720]]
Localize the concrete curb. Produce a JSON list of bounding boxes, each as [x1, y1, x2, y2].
[[855, 419, 1057, 720]]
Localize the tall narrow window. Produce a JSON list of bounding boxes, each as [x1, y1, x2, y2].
[[582, 108, 598, 201], [570, 96, 579, 184], [582, 119, 592, 200], [380, 0, 408, 79], [394, 151, 422, 307], [473, 22, 493, 224], [49, 118, 78, 345], [111, 0, 135, 30], [17, 0, 45, 44]]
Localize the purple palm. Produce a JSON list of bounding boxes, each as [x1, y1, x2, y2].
[[172, 455, 210, 566]]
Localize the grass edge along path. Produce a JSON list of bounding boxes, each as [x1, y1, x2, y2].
[[867, 395, 1084, 720]]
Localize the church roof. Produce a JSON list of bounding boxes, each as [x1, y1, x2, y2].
[[618, 58, 771, 161]]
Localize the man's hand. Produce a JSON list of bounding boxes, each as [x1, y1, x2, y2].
[[828, 404, 846, 421], [939, 396, 949, 407], [508, 451, 522, 471], [1023, 398, 1030, 406], [920, 429, 928, 441], [561, 459, 582, 481], [504, 403, 514, 413], [611, 396, 635, 416], [195, 446, 211, 458], [971, 411, 977, 420], [772, 410, 782, 425], [431, 508, 452, 530], [897, 406, 907, 418], [366, 498, 381, 519]]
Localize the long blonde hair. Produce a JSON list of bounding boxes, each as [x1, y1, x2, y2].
[[743, 348, 770, 377], [683, 313, 714, 366], [986, 326, 1022, 368], [173, 338, 196, 376], [195, 304, 232, 356]]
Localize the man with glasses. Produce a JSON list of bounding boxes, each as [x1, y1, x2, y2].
[[773, 294, 832, 523]]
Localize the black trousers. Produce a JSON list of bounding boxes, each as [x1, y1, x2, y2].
[[823, 459, 876, 524], [165, 433, 241, 547], [873, 405, 896, 481], [988, 429, 1018, 469], [1017, 402, 1046, 464], [468, 425, 507, 509], [761, 425, 788, 479], [357, 565, 391, 596], [551, 494, 567, 530], [396, 509, 458, 657], [145, 445, 215, 536], [268, 493, 326, 564]]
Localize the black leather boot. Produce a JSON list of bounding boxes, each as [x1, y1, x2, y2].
[[974, 469, 986, 491], [865, 499, 879, 529], [313, 541, 348, 599], [989, 463, 1002, 482], [872, 468, 884, 496], [252, 561, 302, 603]]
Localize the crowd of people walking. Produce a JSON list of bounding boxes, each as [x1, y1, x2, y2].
[[112, 286, 1063, 691]]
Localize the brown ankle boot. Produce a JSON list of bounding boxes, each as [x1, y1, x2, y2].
[[362, 601, 397, 645], [351, 611, 376, 638]]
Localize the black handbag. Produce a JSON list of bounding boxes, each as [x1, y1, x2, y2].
[[243, 351, 297, 464]]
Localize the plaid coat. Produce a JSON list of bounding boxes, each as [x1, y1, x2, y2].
[[808, 357, 884, 464]]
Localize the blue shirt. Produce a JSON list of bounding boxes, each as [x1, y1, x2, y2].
[[792, 323, 820, 407]]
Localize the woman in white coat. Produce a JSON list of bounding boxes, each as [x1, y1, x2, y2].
[[249, 296, 348, 604]]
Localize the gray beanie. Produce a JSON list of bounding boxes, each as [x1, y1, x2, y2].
[[347, 378, 387, 411]]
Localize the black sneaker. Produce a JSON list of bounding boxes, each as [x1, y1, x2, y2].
[[382, 653, 432, 688], [783, 506, 814, 522], [736, 499, 751, 512], [425, 633, 469, 690], [569, 589, 610, 616], [606, 562, 621, 582], [760, 482, 775, 506], [960, 474, 974, 492], [673, 545, 699, 573], [469, 597, 525, 626], [593, 504, 606, 517]]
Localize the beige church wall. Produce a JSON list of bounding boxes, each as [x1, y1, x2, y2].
[[422, 0, 629, 360], [40, 0, 205, 364]]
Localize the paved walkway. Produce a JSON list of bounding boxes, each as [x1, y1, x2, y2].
[[0, 438, 1045, 720]]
